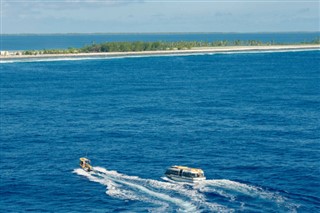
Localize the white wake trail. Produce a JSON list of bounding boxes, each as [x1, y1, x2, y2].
[[198, 179, 283, 200], [196, 179, 298, 212], [96, 168, 197, 212], [74, 166, 298, 212], [94, 167, 229, 212], [74, 167, 231, 212], [75, 168, 198, 212]]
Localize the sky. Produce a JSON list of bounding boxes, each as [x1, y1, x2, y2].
[[1, 0, 319, 34]]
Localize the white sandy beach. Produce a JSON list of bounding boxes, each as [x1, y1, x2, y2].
[[1, 44, 319, 60]]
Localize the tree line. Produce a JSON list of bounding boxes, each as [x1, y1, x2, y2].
[[22, 38, 320, 55]]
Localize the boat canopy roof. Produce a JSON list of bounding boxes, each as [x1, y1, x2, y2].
[[169, 165, 204, 174]]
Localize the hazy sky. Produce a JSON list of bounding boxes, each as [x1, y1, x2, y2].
[[1, 0, 319, 34]]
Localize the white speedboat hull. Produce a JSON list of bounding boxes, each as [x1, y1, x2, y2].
[[166, 174, 206, 183]]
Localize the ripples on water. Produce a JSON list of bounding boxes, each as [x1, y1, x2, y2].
[[1, 50, 319, 212]]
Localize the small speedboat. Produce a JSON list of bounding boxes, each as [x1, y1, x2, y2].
[[80, 157, 93, 172], [165, 165, 206, 183]]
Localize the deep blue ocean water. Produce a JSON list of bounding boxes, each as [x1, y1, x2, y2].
[[1, 32, 319, 51], [1, 50, 320, 212]]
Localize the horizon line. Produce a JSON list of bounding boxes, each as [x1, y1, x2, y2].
[[1, 31, 320, 36]]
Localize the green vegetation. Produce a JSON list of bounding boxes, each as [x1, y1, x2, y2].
[[22, 38, 320, 55]]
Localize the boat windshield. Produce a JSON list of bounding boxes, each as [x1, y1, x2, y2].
[[191, 172, 204, 178], [182, 172, 198, 178], [165, 169, 179, 175]]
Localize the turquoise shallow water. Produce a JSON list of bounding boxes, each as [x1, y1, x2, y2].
[[0, 50, 319, 212]]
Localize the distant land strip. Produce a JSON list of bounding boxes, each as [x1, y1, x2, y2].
[[1, 39, 319, 60]]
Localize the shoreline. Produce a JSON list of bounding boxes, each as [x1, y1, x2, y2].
[[1, 44, 319, 60]]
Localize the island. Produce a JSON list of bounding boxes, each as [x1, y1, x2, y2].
[[1, 39, 319, 60]]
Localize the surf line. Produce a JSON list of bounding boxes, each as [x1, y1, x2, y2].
[[2, 48, 319, 64]]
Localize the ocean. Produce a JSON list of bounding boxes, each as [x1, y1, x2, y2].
[[0, 34, 320, 212]]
